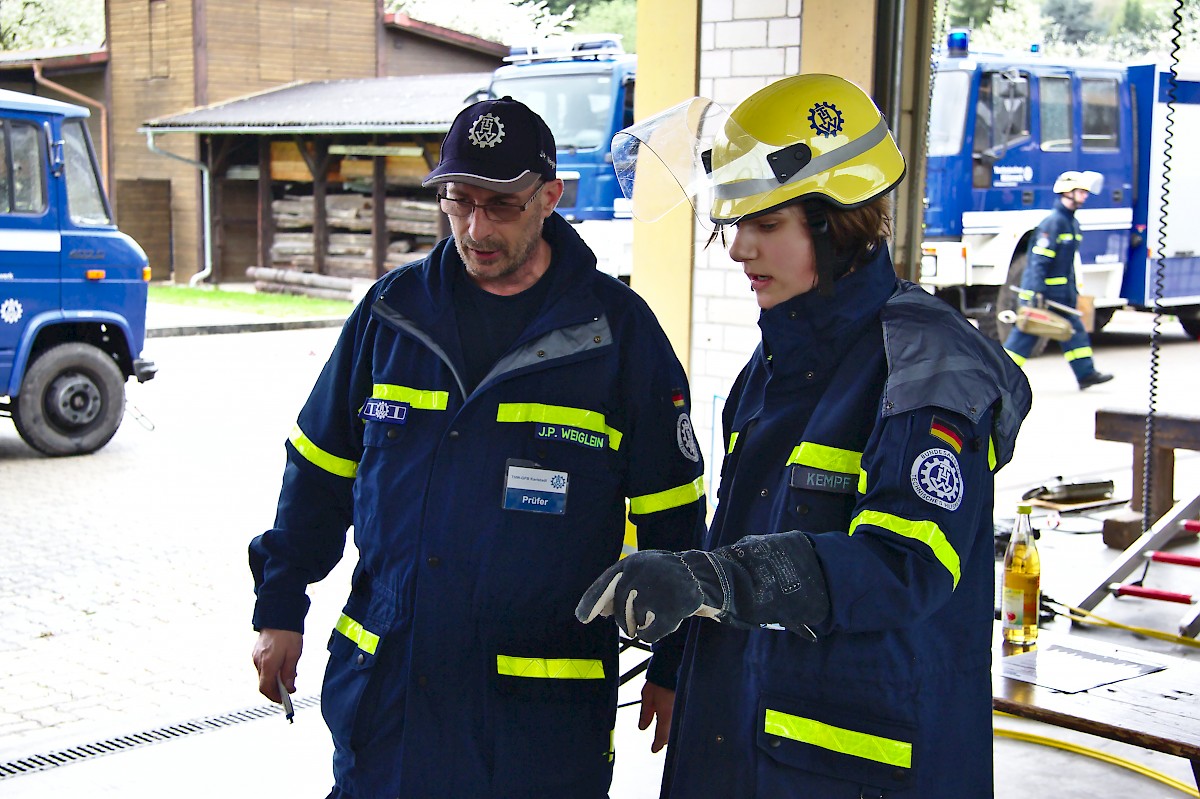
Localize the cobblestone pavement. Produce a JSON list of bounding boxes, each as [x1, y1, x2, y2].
[[1, 309, 1198, 797]]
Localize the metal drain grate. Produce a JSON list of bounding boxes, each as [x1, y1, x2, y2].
[[0, 695, 320, 779]]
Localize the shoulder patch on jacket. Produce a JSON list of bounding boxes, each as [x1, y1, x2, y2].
[[929, 416, 963, 453], [910, 448, 964, 511], [677, 413, 700, 462]]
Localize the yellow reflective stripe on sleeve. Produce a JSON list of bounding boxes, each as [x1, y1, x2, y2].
[[1032, 247, 1056, 258], [629, 476, 706, 515], [290, 424, 358, 478], [1044, 276, 1069, 285], [496, 403, 623, 450], [496, 655, 605, 680], [1064, 346, 1093, 361], [786, 441, 862, 475], [372, 384, 448, 410], [1056, 233, 1075, 242], [335, 613, 380, 655], [727, 431, 739, 455], [764, 709, 912, 769], [858, 469, 868, 495], [849, 509, 962, 587], [1017, 289, 1036, 301], [621, 516, 638, 559], [1004, 349, 1026, 366], [988, 436, 997, 471]]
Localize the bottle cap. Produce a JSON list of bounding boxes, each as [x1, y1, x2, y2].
[[1017, 504, 1032, 514]]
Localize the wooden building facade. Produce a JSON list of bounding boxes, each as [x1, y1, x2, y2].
[[91, 0, 505, 283]]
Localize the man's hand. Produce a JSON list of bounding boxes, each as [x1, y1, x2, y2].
[[640, 682, 675, 753], [575, 550, 723, 644], [252, 628, 303, 703]]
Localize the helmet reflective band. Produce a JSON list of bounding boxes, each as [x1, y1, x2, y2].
[[708, 74, 906, 224]]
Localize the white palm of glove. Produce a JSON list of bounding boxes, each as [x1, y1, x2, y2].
[[575, 551, 723, 644]]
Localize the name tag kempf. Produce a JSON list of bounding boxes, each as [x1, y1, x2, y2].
[[503, 464, 568, 514], [790, 465, 856, 494]]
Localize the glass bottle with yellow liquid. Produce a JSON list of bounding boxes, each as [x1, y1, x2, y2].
[[1002, 504, 1041, 645]]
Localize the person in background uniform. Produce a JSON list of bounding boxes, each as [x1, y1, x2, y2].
[[577, 74, 1032, 798], [1004, 170, 1113, 390], [249, 97, 706, 799]]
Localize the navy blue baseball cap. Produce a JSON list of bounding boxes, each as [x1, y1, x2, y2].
[[422, 97, 557, 193]]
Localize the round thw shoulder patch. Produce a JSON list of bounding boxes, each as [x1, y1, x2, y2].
[[677, 413, 700, 463], [910, 448, 963, 511]]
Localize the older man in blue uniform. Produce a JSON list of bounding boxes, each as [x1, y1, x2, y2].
[[249, 97, 706, 799]]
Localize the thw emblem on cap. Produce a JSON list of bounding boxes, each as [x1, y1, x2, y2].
[[468, 113, 505, 148]]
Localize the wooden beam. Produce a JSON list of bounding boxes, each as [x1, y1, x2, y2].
[[372, 137, 388, 279], [294, 136, 332, 275], [1095, 409, 1200, 518], [258, 136, 273, 272]]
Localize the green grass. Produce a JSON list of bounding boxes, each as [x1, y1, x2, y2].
[[148, 284, 353, 318]]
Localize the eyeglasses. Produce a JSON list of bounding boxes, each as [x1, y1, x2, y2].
[[436, 182, 545, 223]]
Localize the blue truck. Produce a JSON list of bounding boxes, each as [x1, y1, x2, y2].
[[920, 31, 1200, 341], [487, 34, 635, 280], [0, 88, 155, 456]]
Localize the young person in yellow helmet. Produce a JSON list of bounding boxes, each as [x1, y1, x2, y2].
[[1004, 170, 1114, 389], [578, 74, 1032, 798]]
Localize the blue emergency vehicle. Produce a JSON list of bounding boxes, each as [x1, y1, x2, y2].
[[0, 89, 155, 456], [488, 34, 635, 280], [921, 31, 1200, 340]]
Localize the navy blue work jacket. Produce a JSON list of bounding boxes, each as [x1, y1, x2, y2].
[[662, 249, 1031, 799], [250, 214, 705, 799], [1023, 200, 1083, 304]]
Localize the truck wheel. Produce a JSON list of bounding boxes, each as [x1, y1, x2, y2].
[[12, 343, 126, 456], [990, 252, 1048, 358], [1180, 316, 1200, 340]]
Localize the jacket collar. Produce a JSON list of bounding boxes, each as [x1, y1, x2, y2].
[[755, 246, 897, 378]]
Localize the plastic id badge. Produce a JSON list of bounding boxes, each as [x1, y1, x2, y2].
[[503, 459, 568, 514]]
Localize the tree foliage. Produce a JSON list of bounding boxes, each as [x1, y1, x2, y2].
[[969, 0, 1196, 61], [570, 0, 636, 52], [0, 0, 104, 51], [385, 0, 573, 45]]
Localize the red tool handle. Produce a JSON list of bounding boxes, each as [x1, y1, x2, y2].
[[1112, 584, 1196, 604], [1147, 551, 1200, 568], [1183, 519, 1200, 533]]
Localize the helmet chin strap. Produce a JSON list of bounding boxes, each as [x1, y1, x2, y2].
[[802, 202, 852, 296]]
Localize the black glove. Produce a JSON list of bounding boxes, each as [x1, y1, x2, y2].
[[574, 550, 724, 644], [576, 532, 830, 644]]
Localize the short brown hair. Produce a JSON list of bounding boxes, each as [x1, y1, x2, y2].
[[826, 194, 893, 269]]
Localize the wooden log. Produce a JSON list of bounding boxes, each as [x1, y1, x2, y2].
[[255, 282, 353, 302], [246, 265, 354, 291]]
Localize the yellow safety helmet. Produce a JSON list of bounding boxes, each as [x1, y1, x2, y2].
[[708, 74, 906, 225], [1052, 170, 1103, 195]]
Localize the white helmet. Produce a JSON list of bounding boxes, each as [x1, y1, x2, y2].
[[1053, 170, 1103, 195]]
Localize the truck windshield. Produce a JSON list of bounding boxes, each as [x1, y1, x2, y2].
[[491, 73, 614, 151], [62, 119, 111, 226], [928, 70, 969, 157]]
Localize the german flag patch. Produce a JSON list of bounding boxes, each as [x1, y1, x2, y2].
[[671, 388, 686, 408], [929, 416, 963, 454]]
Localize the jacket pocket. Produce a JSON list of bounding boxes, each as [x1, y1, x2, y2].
[[321, 581, 407, 753], [489, 643, 617, 797], [756, 693, 916, 793]]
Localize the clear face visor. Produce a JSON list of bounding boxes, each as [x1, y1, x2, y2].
[[612, 97, 891, 230], [612, 97, 793, 231]]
